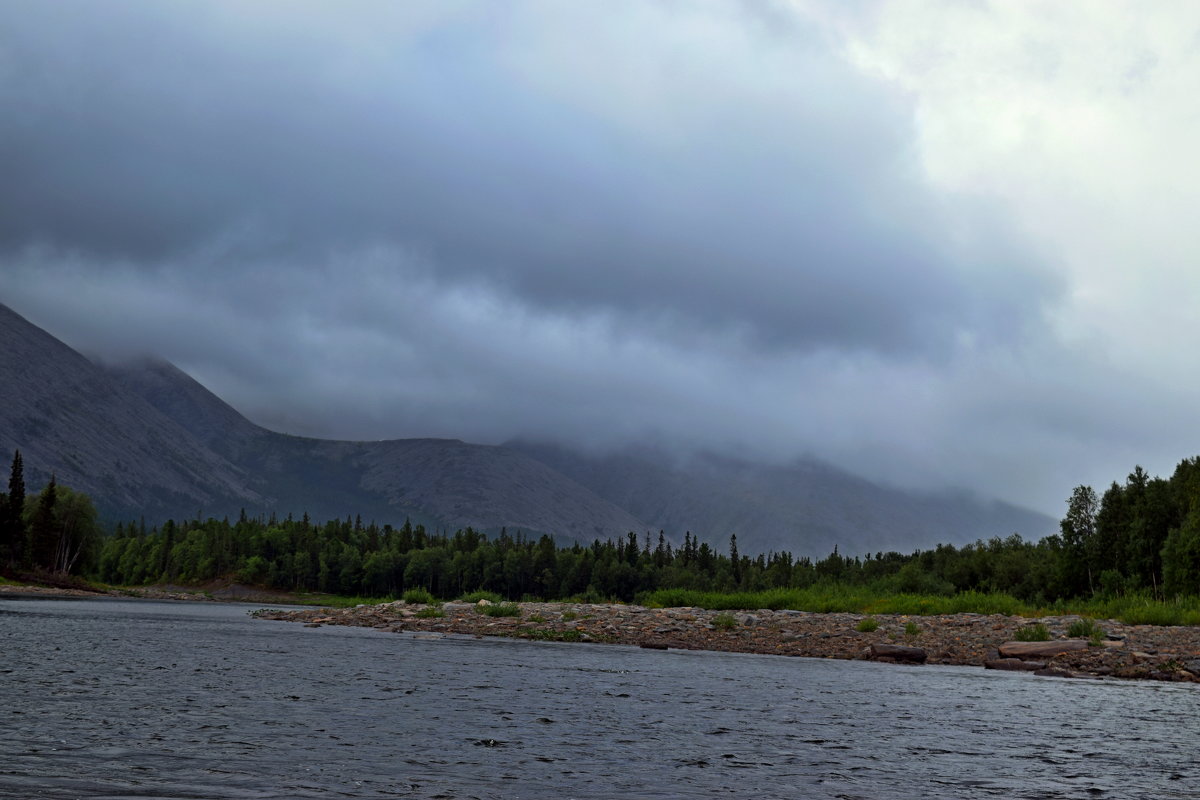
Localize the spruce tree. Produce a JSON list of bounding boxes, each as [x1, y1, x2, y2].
[[3, 450, 26, 568], [730, 533, 741, 587]]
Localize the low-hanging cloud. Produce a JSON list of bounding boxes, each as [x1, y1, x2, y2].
[[0, 1, 1057, 353], [7, 1, 1178, 515]]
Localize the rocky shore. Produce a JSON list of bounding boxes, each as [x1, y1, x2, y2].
[[0, 581, 316, 605], [254, 600, 1200, 683]]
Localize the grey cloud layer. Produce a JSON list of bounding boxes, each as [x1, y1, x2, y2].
[[1, 1, 1055, 355], [1, 2, 1094, 512]]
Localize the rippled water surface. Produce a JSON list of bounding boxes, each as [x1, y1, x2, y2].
[[2, 596, 1198, 799]]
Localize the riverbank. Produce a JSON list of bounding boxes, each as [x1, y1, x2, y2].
[[254, 600, 1200, 683], [0, 579, 322, 605]]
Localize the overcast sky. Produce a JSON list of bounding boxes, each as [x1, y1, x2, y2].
[[2, 1, 1197, 515]]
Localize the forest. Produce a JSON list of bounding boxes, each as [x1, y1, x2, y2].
[[2, 448, 1200, 607]]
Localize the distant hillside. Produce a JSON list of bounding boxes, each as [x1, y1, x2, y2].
[[507, 441, 1056, 558], [2, 302, 1055, 555]]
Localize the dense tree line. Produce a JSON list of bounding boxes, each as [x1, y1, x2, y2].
[[95, 514, 780, 601], [87, 509, 1083, 603], [0, 450, 102, 576], [6, 445, 1200, 602], [90, 457, 1200, 602], [1058, 458, 1200, 598]]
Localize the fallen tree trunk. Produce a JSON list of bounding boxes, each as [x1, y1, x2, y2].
[[998, 640, 1089, 659]]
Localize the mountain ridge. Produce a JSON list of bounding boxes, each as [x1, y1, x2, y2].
[[1, 302, 1056, 555]]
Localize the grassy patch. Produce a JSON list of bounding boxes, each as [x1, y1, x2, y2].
[[640, 585, 1200, 626], [402, 588, 436, 605], [711, 612, 738, 631], [1067, 618, 1103, 639], [1051, 593, 1200, 627], [1014, 623, 1050, 642], [642, 586, 1036, 617], [479, 602, 521, 617], [904, 621, 921, 637], [415, 605, 445, 618], [458, 590, 505, 604], [856, 617, 879, 632], [561, 611, 578, 621], [296, 593, 394, 608]]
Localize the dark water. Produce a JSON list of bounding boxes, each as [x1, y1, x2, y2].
[[1, 597, 1198, 800]]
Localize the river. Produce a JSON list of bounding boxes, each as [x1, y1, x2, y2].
[[1, 595, 1197, 799]]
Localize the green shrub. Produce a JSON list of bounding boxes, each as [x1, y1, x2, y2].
[[856, 617, 879, 633], [480, 602, 521, 617], [712, 613, 738, 630], [1014, 623, 1050, 642], [561, 611, 578, 621], [1067, 618, 1102, 639], [415, 605, 444, 618], [571, 587, 611, 604], [458, 590, 505, 604], [883, 562, 955, 596], [402, 588, 435, 604], [904, 621, 921, 637], [641, 586, 1034, 617], [295, 594, 392, 608], [528, 614, 546, 623]]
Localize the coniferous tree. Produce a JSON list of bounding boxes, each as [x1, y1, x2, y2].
[[2, 450, 26, 567], [729, 533, 741, 587]]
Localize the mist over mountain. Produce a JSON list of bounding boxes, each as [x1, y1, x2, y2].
[[507, 442, 1055, 557], [108, 358, 651, 541], [2, 302, 1054, 555]]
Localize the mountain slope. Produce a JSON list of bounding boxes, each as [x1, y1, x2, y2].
[[0, 304, 263, 520], [3, 301, 1055, 555], [507, 441, 1056, 557], [102, 356, 650, 539], [2, 303, 647, 537]]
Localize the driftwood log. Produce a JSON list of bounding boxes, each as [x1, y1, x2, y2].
[[998, 640, 1089, 659], [869, 643, 927, 663]]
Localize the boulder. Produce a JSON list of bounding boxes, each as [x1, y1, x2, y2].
[[869, 643, 927, 663], [997, 640, 1089, 659]]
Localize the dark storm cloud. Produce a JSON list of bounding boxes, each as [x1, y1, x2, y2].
[[0, 0, 1057, 358], [1, 1, 1094, 512]]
